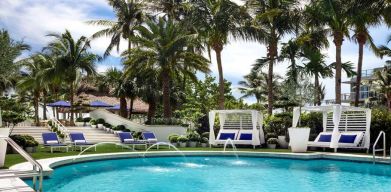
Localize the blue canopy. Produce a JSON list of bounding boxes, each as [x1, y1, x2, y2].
[[47, 100, 71, 107], [90, 100, 112, 108], [108, 104, 127, 110]]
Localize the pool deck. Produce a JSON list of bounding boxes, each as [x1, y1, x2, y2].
[[2, 151, 390, 191]]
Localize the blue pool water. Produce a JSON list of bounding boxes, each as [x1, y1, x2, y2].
[[26, 156, 391, 192]]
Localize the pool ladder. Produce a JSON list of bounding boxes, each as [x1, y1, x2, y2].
[[0, 137, 43, 191], [372, 131, 386, 164]]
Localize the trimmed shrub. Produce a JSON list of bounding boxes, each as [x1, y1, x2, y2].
[[75, 117, 83, 122], [90, 119, 96, 125], [267, 138, 278, 145], [132, 131, 143, 140], [83, 117, 92, 123], [168, 134, 180, 143], [113, 125, 126, 131], [178, 136, 188, 143], [103, 123, 112, 128], [9, 135, 38, 148], [187, 131, 201, 142], [96, 118, 105, 124]]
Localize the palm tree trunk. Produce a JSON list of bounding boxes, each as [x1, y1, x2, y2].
[[43, 90, 47, 120], [215, 47, 225, 110], [147, 97, 156, 124], [34, 90, 40, 126], [129, 98, 134, 119], [333, 32, 343, 104], [314, 73, 321, 106], [354, 35, 366, 106], [69, 84, 74, 123], [119, 97, 127, 118], [267, 40, 277, 115], [162, 69, 172, 118]]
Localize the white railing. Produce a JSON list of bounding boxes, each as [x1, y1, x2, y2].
[[50, 118, 69, 138], [0, 137, 43, 191]]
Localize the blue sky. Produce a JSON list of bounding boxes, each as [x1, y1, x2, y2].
[[0, 0, 390, 103]]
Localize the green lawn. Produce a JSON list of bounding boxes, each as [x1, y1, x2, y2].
[[3, 144, 292, 168]]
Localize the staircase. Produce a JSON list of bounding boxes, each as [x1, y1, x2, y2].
[[66, 127, 119, 143], [11, 127, 50, 144]]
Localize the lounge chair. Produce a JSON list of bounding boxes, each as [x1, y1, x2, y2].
[[142, 132, 159, 149], [214, 129, 239, 145], [118, 132, 147, 150], [308, 131, 365, 148], [69, 132, 96, 151], [42, 132, 70, 153]]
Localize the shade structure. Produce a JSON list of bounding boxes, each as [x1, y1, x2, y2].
[[89, 100, 113, 108], [108, 104, 127, 110], [47, 100, 71, 107]]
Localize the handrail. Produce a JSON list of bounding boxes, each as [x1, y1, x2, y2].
[[50, 118, 69, 138], [372, 131, 386, 164], [1, 137, 43, 191]]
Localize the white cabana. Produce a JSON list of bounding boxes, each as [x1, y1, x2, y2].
[[209, 110, 265, 148], [292, 105, 371, 151]]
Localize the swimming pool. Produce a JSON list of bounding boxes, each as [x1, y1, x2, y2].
[[26, 156, 391, 192]]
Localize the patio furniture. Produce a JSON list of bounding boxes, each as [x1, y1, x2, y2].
[[118, 132, 147, 150], [69, 132, 96, 151], [42, 132, 70, 153]]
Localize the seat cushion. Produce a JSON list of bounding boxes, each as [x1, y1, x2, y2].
[[74, 140, 86, 144], [219, 133, 236, 140], [239, 133, 252, 140], [318, 134, 332, 142], [46, 140, 58, 144], [339, 134, 357, 143]]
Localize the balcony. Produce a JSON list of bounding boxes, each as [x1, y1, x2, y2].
[[324, 91, 377, 105]]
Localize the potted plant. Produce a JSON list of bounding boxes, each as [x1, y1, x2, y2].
[[57, 133, 65, 143], [24, 136, 39, 153], [103, 123, 112, 132], [90, 119, 97, 128], [177, 136, 188, 148], [168, 134, 179, 147], [187, 131, 200, 148], [75, 117, 84, 127], [200, 137, 209, 148], [288, 127, 310, 152], [96, 118, 105, 129], [84, 117, 91, 126], [267, 138, 278, 149]]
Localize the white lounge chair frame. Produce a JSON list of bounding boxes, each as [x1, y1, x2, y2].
[[209, 110, 265, 148], [292, 105, 371, 152]]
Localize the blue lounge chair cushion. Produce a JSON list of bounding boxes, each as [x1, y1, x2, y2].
[[69, 133, 86, 142], [42, 132, 59, 144], [239, 133, 252, 140], [339, 134, 357, 143], [119, 132, 133, 143], [142, 132, 156, 140], [318, 134, 332, 142], [219, 133, 235, 140]]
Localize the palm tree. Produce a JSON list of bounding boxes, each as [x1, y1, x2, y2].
[[246, 0, 301, 114], [305, 0, 350, 104], [124, 18, 210, 118], [191, 0, 253, 109], [349, 0, 383, 106], [378, 34, 391, 64], [238, 69, 267, 104], [45, 30, 99, 122], [146, 0, 189, 20], [88, 0, 146, 57], [279, 39, 302, 84], [301, 49, 332, 106], [374, 65, 391, 109], [17, 54, 51, 124], [0, 30, 30, 93]]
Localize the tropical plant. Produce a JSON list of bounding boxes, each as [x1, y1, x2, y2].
[[0, 97, 30, 135], [191, 0, 253, 109], [146, 0, 189, 21], [246, 0, 301, 114], [378, 34, 391, 64], [124, 18, 210, 118], [44, 30, 99, 123], [373, 65, 391, 109], [348, 0, 383, 106], [0, 30, 30, 93], [88, 0, 146, 57], [304, 0, 351, 104]]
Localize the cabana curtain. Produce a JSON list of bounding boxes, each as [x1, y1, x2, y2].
[[209, 111, 216, 145]]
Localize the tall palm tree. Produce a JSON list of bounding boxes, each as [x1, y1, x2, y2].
[[45, 30, 99, 122], [88, 0, 146, 57], [146, 0, 189, 20], [191, 0, 253, 109], [279, 39, 302, 84], [124, 18, 210, 118], [374, 65, 391, 109], [246, 0, 301, 114], [349, 0, 383, 106], [238, 69, 267, 104], [0, 30, 30, 93], [305, 0, 350, 104]]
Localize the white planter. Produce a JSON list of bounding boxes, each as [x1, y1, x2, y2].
[[267, 144, 276, 149], [277, 136, 289, 149], [75, 122, 84, 127], [97, 124, 103, 129], [288, 128, 310, 153], [201, 143, 208, 148], [85, 122, 90, 126], [179, 142, 187, 148], [188, 141, 197, 148], [91, 124, 96, 128], [0, 128, 10, 167]]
